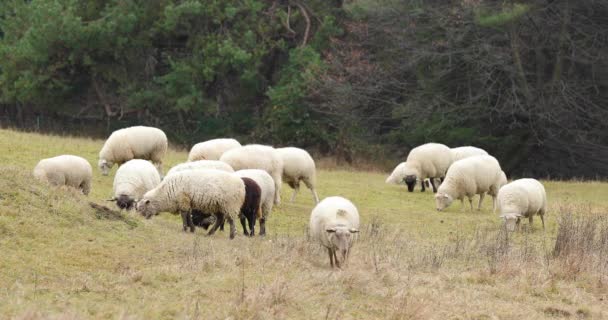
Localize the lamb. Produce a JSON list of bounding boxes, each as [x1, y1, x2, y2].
[[276, 147, 319, 204], [386, 143, 452, 193], [33, 155, 93, 195], [309, 196, 360, 268], [497, 178, 547, 231], [136, 169, 247, 239], [165, 160, 234, 177], [435, 155, 505, 212], [220, 144, 283, 205], [109, 159, 161, 210], [450, 146, 488, 162], [187, 138, 241, 161], [98, 126, 168, 176], [235, 169, 276, 236]]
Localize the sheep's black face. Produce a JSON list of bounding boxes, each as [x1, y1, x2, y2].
[[404, 175, 417, 192], [116, 195, 134, 210], [192, 211, 215, 230]]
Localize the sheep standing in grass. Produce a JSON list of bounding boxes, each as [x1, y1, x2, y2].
[[235, 169, 276, 236], [33, 155, 93, 195], [136, 170, 246, 239], [309, 196, 360, 268], [188, 138, 241, 161], [98, 126, 167, 176], [276, 147, 319, 204], [435, 155, 505, 212], [450, 146, 488, 162], [386, 143, 452, 193], [110, 159, 161, 210], [165, 160, 234, 177], [220, 145, 283, 205], [498, 178, 547, 231]]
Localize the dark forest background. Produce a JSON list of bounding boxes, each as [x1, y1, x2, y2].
[[1, 0, 606, 177]]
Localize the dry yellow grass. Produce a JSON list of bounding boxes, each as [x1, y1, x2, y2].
[[0, 128, 607, 319]]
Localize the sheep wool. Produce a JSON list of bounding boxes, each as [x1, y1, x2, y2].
[[188, 138, 241, 161], [33, 155, 93, 195], [220, 144, 283, 205], [386, 143, 452, 192], [435, 155, 504, 212], [450, 146, 488, 162], [111, 159, 161, 210], [276, 147, 319, 204], [309, 196, 360, 268], [98, 126, 168, 176], [235, 169, 276, 236], [136, 169, 245, 239], [165, 160, 234, 177], [498, 178, 547, 231]]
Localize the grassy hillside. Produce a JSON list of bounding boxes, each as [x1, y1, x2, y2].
[[0, 128, 607, 319]]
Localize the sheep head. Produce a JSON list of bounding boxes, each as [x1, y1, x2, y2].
[[136, 198, 158, 218], [326, 225, 359, 266], [500, 213, 522, 231], [98, 159, 114, 176], [115, 194, 135, 211], [434, 192, 453, 211]]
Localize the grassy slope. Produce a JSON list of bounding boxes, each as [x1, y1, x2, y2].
[[0, 128, 607, 319]]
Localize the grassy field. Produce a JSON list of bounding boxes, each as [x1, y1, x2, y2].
[[0, 128, 607, 319]]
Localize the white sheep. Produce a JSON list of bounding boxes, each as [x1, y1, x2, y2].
[[136, 169, 245, 239], [309, 196, 360, 268], [188, 138, 241, 161], [33, 155, 93, 195], [110, 159, 161, 210], [498, 178, 547, 231], [276, 147, 319, 204], [435, 155, 506, 212], [235, 169, 276, 236], [386, 143, 452, 193], [165, 160, 234, 177], [450, 146, 488, 162], [98, 126, 168, 176], [220, 144, 283, 205]]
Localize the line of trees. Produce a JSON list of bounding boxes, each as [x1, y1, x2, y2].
[[1, 0, 606, 177]]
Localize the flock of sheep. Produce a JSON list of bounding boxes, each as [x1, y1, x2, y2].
[[32, 126, 547, 268]]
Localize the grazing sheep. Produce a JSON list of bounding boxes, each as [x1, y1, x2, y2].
[[33, 155, 93, 195], [98, 126, 167, 176], [188, 138, 241, 161], [220, 144, 283, 205], [276, 147, 319, 204], [309, 196, 360, 268], [165, 160, 234, 177], [136, 170, 246, 239], [450, 146, 488, 162], [235, 169, 276, 236], [110, 159, 161, 210], [435, 155, 505, 212], [386, 143, 452, 193], [498, 178, 547, 231]]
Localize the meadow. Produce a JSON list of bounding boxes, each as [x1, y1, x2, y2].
[[0, 128, 607, 319]]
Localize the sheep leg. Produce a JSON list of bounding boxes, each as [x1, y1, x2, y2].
[[187, 211, 195, 233], [303, 179, 320, 204], [328, 248, 334, 268], [468, 197, 473, 212], [180, 211, 189, 232], [289, 181, 300, 203], [207, 213, 224, 235], [528, 215, 534, 227], [460, 199, 465, 212], [259, 219, 266, 236], [226, 215, 236, 239], [248, 217, 255, 237], [333, 251, 341, 268], [478, 193, 485, 211], [492, 196, 497, 213], [430, 178, 437, 193], [240, 216, 249, 236]]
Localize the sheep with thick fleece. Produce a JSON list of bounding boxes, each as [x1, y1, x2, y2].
[[33, 155, 93, 195], [435, 155, 505, 212], [309, 196, 360, 268], [165, 160, 234, 177], [235, 169, 276, 236], [498, 178, 547, 231], [276, 147, 319, 204], [220, 144, 283, 205], [98, 126, 167, 176], [136, 170, 246, 239], [188, 138, 241, 161], [386, 143, 452, 193], [110, 159, 161, 210], [450, 146, 488, 162]]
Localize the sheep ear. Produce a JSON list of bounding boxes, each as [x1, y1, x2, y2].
[[325, 228, 337, 233], [145, 199, 150, 205], [106, 197, 116, 202], [349, 228, 359, 233]]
